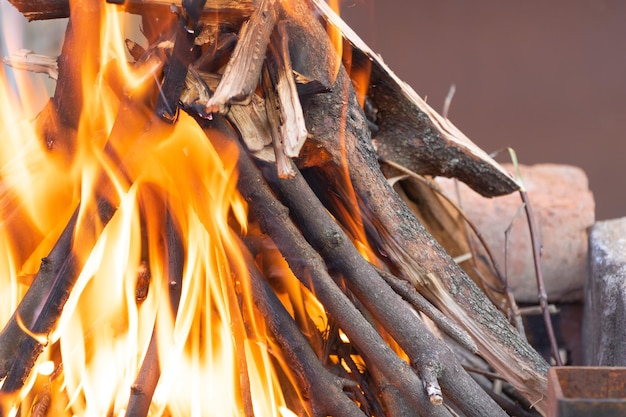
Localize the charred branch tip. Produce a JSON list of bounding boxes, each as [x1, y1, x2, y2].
[[422, 366, 444, 406]]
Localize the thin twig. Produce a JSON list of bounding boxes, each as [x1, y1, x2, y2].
[[442, 84, 456, 120], [230, 138, 451, 416], [376, 266, 478, 354], [378, 158, 507, 294], [506, 148, 562, 366], [520, 190, 562, 366]]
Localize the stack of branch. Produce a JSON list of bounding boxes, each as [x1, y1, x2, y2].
[[1, 0, 551, 416]]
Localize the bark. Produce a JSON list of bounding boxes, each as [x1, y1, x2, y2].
[[263, 163, 507, 417], [240, 239, 366, 417], [291, 1, 549, 412], [310, 0, 518, 198], [233, 139, 451, 417], [7, 0, 253, 22]]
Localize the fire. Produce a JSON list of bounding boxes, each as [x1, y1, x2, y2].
[[0, 1, 300, 416]]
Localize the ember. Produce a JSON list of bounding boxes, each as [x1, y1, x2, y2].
[[1, 0, 551, 416]]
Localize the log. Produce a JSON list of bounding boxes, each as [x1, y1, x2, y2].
[[240, 239, 367, 417], [310, 0, 519, 198], [232, 139, 451, 417], [7, 0, 253, 22], [288, 1, 549, 412], [263, 163, 507, 417]]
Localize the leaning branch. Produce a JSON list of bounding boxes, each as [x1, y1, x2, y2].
[[240, 239, 366, 417], [231, 138, 449, 417], [262, 163, 506, 417], [7, 0, 253, 21]]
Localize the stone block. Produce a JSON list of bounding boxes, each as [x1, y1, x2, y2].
[[583, 217, 626, 366]]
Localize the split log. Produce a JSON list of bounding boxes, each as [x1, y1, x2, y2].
[[204, 0, 279, 114], [288, 1, 549, 412], [310, 0, 518, 198], [7, 0, 253, 22], [266, 22, 308, 159]]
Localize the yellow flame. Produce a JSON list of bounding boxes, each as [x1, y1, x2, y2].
[[326, 0, 343, 80], [0, 2, 296, 415]]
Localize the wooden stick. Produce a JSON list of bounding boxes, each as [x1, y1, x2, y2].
[[263, 163, 507, 417], [0, 208, 77, 379], [376, 267, 477, 354], [204, 0, 279, 114], [39, 0, 102, 157], [154, 1, 204, 122], [125, 328, 160, 417], [7, 0, 253, 22], [232, 141, 451, 417], [290, 1, 549, 409], [239, 239, 366, 417], [0, 198, 116, 393], [125, 209, 184, 417]]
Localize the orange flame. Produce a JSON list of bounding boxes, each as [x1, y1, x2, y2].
[[0, 2, 298, 415]]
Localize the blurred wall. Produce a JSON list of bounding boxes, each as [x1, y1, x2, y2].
[[342, 0, 626, 220]]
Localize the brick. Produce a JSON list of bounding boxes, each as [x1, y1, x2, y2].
[[437, 163, 595, 303]]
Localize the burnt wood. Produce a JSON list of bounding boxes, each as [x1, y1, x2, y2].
[[7, 0, 253, 22]]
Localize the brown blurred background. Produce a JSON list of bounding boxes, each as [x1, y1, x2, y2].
[[341, 0, 626, 220]]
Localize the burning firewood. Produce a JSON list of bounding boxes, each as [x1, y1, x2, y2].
[[0, 0, 552, 416]]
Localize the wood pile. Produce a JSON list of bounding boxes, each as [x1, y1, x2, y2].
[[0, 0, 553, 415]]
